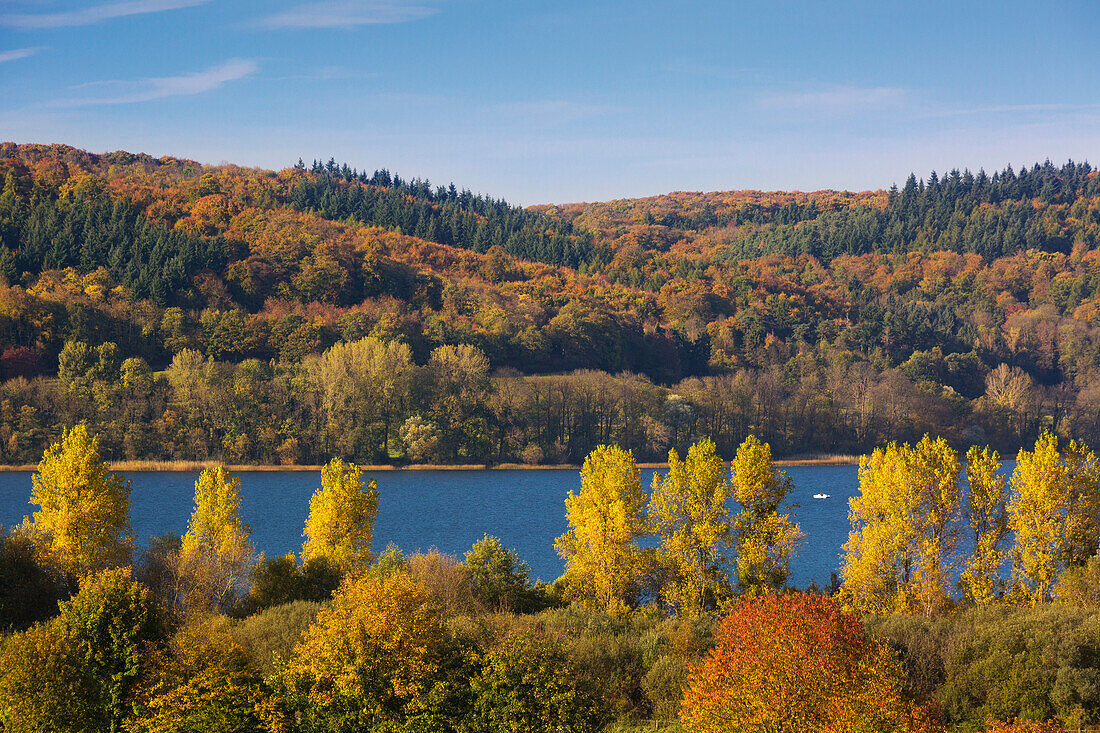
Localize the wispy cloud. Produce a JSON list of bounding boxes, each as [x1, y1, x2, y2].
[[1, 0, 210, 29], [488, 100, 613, 125], [259, 0, 438, 29], [53, 58, 258, 106], [755, 85, 910, 114], [661, 59, 762, 82], [265, 65, 381, 82], [0, 46, 41, 63], [926, 101, 1100, 119]]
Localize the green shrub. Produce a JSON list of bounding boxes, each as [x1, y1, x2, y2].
[[0, 623, 96, 733], [940, 605, 1100, 727], [58, 568, 164, 732], [641, 654, 688, 721], [233, 599, 323, 677], [865, 612, 949, 699], [470, 631, 610, 732], [238, 554, 340, 616]]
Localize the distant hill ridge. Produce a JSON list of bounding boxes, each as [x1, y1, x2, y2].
[[2, 142, 1100, 465]]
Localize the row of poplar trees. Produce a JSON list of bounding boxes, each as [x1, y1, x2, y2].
[[554, 436, 803, 618], [14, 424, 380, 613], [840, 432, 1100, 617]]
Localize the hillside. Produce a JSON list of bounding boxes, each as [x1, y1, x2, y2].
[[1, 143, 1099, 465]]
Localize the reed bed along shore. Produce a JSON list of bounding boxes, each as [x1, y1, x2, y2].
[[0, 454, 860, 472]]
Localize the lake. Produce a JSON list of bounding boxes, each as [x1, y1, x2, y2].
[[0, 465, 861, 590]]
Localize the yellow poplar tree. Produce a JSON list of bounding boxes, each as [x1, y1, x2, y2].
[[176, 466, 256, 611], [25, 424, 132, 575], [1008, 433, 1100, 606], [302, 458, 380, 574], [960, 445, 1009, 605], [648, 438, 733, 617], [555, 444, 646, 616], [731, 435, 803, 598], [841, 435, 961, 617]]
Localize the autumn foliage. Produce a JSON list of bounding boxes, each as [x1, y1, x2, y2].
[[680, 593, 930, 733]]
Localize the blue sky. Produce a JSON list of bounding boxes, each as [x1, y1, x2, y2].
[[1, 0, 1098, 204]]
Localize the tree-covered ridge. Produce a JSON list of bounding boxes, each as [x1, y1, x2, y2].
[[288, 157, 604, 270], [547, 159, 1100, 265], [3, 143, 1100, 466]]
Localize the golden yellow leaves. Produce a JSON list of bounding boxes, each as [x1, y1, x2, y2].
[[25, 423, 132, 576], [730, 435, 803, 599], [560, 437, 802, 617], [841, 435, 962, 617], [555, 445, 647, 616], [1009, 433, 1100, 606], [302, 458, 379, 574], [284, 572, 444, 724], [649, 438, 732, 617], [177, 466, 256, 611]]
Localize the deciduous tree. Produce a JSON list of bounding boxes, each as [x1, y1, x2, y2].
[[465, 534, 533, 611], [57, 567, 163, 733], [730, 435, 802, 598], [841, 435, 962, 617], [282, 572, 445, 730], [128, 615, 288, 733], [0, 622, 95, 733], [25, 424, 132, 576], [648, 438, 733, 616], [176, 466, 256, 611], [470, 632, 609, 733], [1008, 433, 1100, 606], [680, 593, 916, 733], [555, 445, 646, 615], [961, 446, 1009, 605], [301, 458, 379, 574]]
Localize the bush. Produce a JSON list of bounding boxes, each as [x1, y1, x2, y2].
[[281, 572, 449, 730], [128, 615, 288, 733], [134, 534, 181, 607], [0, 623, 96, 733], [0, 525, 66, 631], [465, 534, 555, 613], [939, 605, 1100, 727], [865, 613, 949, 700], [642, 655, 689, 721], [233, 600, 324, 677], [407, 550, 483, 616], [58, 567, 164, 732], [238, 554, 339, 615], [470, 631, 610, 733]]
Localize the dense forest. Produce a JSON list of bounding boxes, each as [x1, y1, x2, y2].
[[2, 143, 1100, 464]]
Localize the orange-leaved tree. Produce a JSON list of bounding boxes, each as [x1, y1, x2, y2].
[[680, 593, 939, 733]]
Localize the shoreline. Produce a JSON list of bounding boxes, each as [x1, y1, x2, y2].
[[0, 455, 861, 472]]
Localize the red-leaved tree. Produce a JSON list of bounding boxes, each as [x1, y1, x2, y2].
[[680, 593, 940, 733]]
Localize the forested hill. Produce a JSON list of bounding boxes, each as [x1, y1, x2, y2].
[[1, 142, 1100, 466], [542, 160, 1099, 263]]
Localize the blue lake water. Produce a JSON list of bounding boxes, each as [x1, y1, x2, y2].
[[0, 465, 861, 589]]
